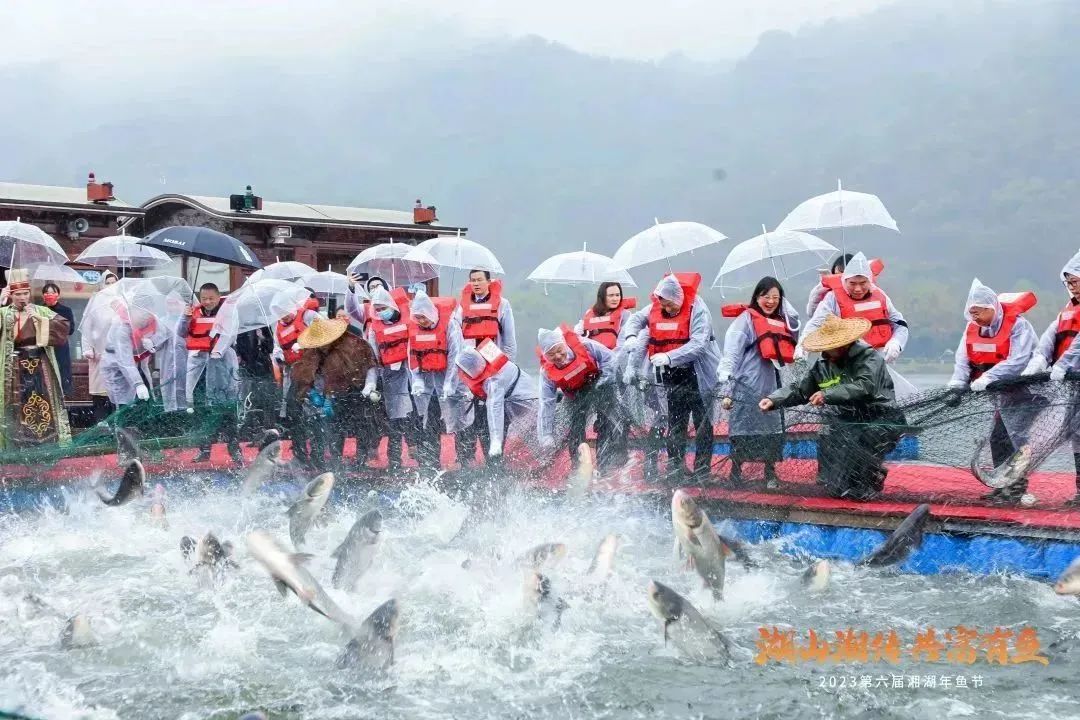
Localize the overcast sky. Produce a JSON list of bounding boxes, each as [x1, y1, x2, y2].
[[1, 0, 893, 69]]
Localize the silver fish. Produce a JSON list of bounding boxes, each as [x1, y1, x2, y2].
[[523, 570, 569, 630], [94, 460, 145, 506], [516, 542, 567, 570], [671, 489, 726, 600], [587, 534, 619, 582], [566, 442, 594, 499], [1054, 556, 1080, 596], [646, 580, 729, 663], [971, 440, 1033, 489], [801, 559, 831, 593], [336, 598, 400, 674], [331, 510, 382, 591], [858, 504, 931, 568], [241, 439, 285, 496], [287, 472, 335, 548]]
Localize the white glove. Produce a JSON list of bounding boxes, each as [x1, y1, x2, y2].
[[271, 347, 284, 362], [650, 353, 670, 368], [622, 365, 636, 386], [970, 376, 991, 392], [135, 384, 150, 401], [539, 435, 556, 449], [361, 380, 376, 398], [210, 350, 222, 360], [83, 348, 95, 360], [883, 340, 902, 364], [794, 344, 808, 362], [369, 390, 382, 403], [411, 379, 426, 397], [623, 336, 638, 353], [1022, 355, 1048, 376], [290, 342, 300, 353], [488, 439, 503, 458], [141, 337, 156, 353], [1051, 364, 1068, 382], [717, 368, 731, 384]]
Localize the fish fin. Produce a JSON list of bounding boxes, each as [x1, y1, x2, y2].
[[687, 532, 702, 547], [274, 579, 289, 598], [663, 619, 670, 644], [290, 553, 316, 566]]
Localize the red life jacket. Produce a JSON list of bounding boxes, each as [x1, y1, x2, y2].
[[185, 305, 219, 352], [276, 313, 310, 365], [115, 303, 158, 363], [409, 297, 457, 372], [537, 324, 601, 395], [720, 303, 796, 365], [370, 287, 412, 366], [821, 274, 894, 349], [581, 298, 637, 350], [303, 296, 320, 312], [647, 273, 701, 357], [460, 279, 503, 344], [1054, 299, 1080, 362], [965, 291, 1038, 379], [459, 339, 509, 400]]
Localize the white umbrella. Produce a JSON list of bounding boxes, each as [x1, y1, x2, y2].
[[246, 260, 316, 284], [300, 270, 350, 297], [776, 180, 900, 234], [0, 219, 68, 268], [211, 279, 312, 348], [80, 277, 193, 356], [712, 227, 838, 293], [527, 243, 637, 287], [74, 235, 172, 269], [31, 264, 87, 285], [347, 243, 440, 287], [412, 235, 504, 274], [611, 220, 727, 271]]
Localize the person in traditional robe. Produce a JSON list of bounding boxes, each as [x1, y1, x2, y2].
[[0, 268, 72, 449]]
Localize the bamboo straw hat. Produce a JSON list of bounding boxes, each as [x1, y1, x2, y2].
[[297, 317, 348, 350], [801, 314, 871, 352]]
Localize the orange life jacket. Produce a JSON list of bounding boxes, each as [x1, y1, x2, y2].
[[721, 303, 796, 365], [185, 305, 219, 352], [370, 287, 412, 366], [409, 297, 458, 372], [965, 291, 1038, 379], [459, 339, 509, 400], [537, 324, 601, 395], [276, 313, 310, 365], [1054, 299, 1080, 362], [303, 296, 320, 312], [581, 298, 637, 350], [115, 303, 158, 363], [822, 274, 894, 349], [460, 279, 503, 344], [647, 273, 701, 357]]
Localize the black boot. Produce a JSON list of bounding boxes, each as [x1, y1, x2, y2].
[[727, 461, 743, 487], [764, 462, 779, 490], [193, 446, 212, 463]]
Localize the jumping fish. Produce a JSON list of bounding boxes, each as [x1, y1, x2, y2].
[[331, 510, 382, 591], [566, 443, 594, 498], [115, 426, 142, 465], [336, 599, 400, 674], [970, 439, 1033, 489], [671, 489, 726, 600], [516, 542, 568, 570], [191, 532, 236, 588], [523, 570, 569, 629], [287, 472, 335, 548], [801, 560, 831, 593], [241, 438, 285, 496], [94, 460, 145, 506], [646, 580, 730, 663], [587, 534, 620, 581], [1054, 556, 1080, 596], [148, 483, 167, 528], [858, 504, 931, 567], [60, 614, 96, 649]]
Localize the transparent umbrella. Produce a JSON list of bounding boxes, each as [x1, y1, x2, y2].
[[412, 235, 504, 274], [299, 270, 350, 297], [212, 279, 311, 348], [775, 180, 899, 255], [348, 243, 440, 287], [246, 260, 316, 284], [527, 243, 637, 288], [31, 263, 88, 286], [74, 235, 172, 270], [611, 220, 727, 271], [712, 227, 838, 294], [80, 277, 193, 356], [0, 219, 68, 268]]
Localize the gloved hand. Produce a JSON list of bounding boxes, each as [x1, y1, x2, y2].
[[717, 368, 730, 384], [141, 337, 156, 354], [135, 384, 150, 401], [622, 365, 636, 386], [369, 390, 382, 403], [539, 435, 556, 449], [411, 379, 427, 397], [650, 353, 670, 368], [1051, 364, 1068, 382], [488, 439, 503, 458], [271, 347, 284, 362], [290, 342, 300, 353], [210, 350, 222, 360], [1022, 355, 1048, 376], [883, 340, 902, 364], [83, 347, 95, 360], [970, 376, 991, 392], [623, 336, 638, 353], [793, 344, 808, 362], [361, 379, 376, 398]]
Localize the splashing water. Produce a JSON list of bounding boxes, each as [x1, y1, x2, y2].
[[1, 472, 1080, 719]]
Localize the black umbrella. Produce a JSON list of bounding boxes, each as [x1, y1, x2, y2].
[[140, 226, 262, 270]]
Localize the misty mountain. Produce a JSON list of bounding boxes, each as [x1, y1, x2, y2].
[[2, 0, 1078, 356]]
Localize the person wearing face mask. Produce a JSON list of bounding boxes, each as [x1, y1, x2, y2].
[[407, 290, 459, 470], [1023, 250, 1080, 505], [366, 286, 416, 472], [622, 273, 721, 482], [454, 340, 537, 462], [575, 282, 637, 350], [718, 277, 800, 489], [949, 278, 1038, 504], [536, 325, 626, 473], [797, 252, 906, 365], [273, 291, 323, 467], [0, 268, 72, 449], [39, 283, 75, 397], [761, 315, 904, 500]]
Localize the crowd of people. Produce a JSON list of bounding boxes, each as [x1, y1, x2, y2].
[[3, 245, 1080, 507]]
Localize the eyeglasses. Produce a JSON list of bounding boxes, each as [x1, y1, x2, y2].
[[1064, 277, 1080, 288]]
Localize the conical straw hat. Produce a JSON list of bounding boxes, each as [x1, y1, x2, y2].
[[297, 317, 347, 350], [801, 314, 871, 352]]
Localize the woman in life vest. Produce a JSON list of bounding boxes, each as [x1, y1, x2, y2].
[[407, 290, 460, 469], [454, 341, 537, 461], [273, 291, 324, 467], [717, 277, 800, 488], [622, 273, 722, 482], [948, 278, 1039, 504], [798, 252, 907, 365], [806, 253, 853, 320], [575, 282, 637, 351], [365, 286, 416, 472], [536, 326, 627, 472], [1023, 250, 1080, 505]]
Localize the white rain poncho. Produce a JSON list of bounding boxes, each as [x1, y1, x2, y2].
[[1033, 254, 1080, 376], [456, 347, 485, 378], [453, 348, 536, 452], [537, 327, 569, 357], [652, 274, 684, 306], [841, 252, 875, 283], [1062, 250, 1080, 281], [370, 287, 395, 310], [410, 291, 438, 324], [365, 288, 411, 420], [964, 277, 1001, 322]]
